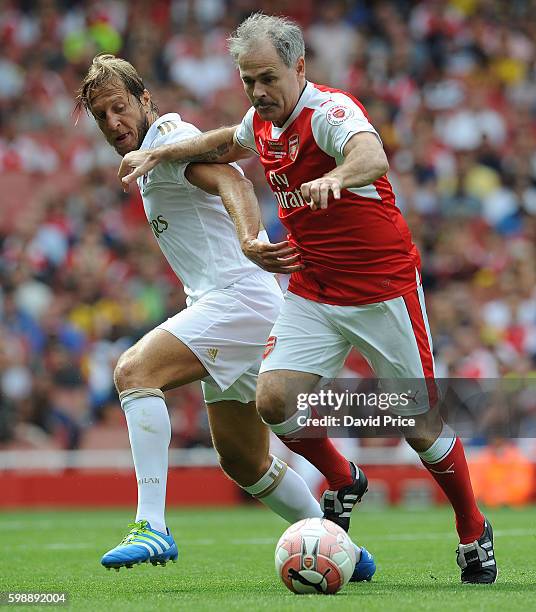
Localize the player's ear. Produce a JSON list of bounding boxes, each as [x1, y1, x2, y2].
[[141, 89, 151, 111], [296, 57, 305, 78]]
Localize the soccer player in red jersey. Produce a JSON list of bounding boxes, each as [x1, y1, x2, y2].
[[118, 14, 496, 583]]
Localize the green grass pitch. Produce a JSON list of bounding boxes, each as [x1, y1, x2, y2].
[[1, 505, 535, 611]]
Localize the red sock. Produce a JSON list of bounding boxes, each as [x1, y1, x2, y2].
[[279, 435, 353, 490], [421, 437, 484, 544]]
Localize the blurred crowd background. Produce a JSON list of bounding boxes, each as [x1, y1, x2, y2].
[[1, 0, 535, 466]]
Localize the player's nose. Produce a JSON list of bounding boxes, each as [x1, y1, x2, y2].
[[253, 83, 267, 100], [105, 111, 121, 132]]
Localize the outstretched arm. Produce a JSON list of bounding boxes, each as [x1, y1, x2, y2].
[[118, 126, 254, 190], [301, 132, 389, 210], [185, 163, 303, 275]]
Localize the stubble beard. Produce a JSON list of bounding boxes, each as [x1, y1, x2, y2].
[[136, 112, 150, 150]]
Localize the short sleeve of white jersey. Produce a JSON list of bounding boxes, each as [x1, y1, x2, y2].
[[150, 120, 245, 190], [311, 92, 381, 159], [233, 107, 258, 155], [150, 121, 202, 185]]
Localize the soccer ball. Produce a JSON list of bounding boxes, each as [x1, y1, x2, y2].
[[275, 517, 356, 594]]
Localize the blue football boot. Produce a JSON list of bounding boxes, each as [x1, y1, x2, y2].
[[101, 520, 178, 571], [350, 544, 376, 582]]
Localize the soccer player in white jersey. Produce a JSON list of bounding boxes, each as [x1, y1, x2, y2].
[[77, 55, 376, 579], [118, 15, 497, 584]]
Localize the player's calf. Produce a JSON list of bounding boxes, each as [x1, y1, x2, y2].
[[216, 445, 271, 488], [257, 371, 366, 500], [208, 399, 324, 524]]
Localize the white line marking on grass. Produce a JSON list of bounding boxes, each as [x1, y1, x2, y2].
[[363, 528, 536, 542], [5, 542, 95, 551], [0, 519, 98, 530], [230, 538, 275, 545], [46, 543, 94, 550]]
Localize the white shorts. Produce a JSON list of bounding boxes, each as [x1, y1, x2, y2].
[[158, 270, 284, 404], [259, 285, 436, 415]]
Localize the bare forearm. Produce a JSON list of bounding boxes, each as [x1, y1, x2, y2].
[[184, 162, 301, 273], [217, 176, 261, 246], [326, 146, 389, 189], [157, 126, 241, 165], [299, 133, 389, 210], [325, 131, 389, 189]]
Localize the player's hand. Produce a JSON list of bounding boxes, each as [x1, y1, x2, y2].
[[241, 239, 304, 274], [300, 176, 342, 210], [118, 150, 160, 192]]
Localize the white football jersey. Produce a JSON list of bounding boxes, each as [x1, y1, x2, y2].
[[137, 113, 268, 302]]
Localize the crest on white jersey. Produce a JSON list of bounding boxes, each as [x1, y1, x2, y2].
[[288, 134, 300, 161], [326, 105, 354, 126]]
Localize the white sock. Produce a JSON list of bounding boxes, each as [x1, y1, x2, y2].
[[120, 389, 171, 534], [243, 456, 322, 523], [417, 422, 456, 463]]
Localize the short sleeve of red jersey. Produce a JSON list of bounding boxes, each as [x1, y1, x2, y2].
[[233, 107, 259, 155], [311, 92, 381, 159]]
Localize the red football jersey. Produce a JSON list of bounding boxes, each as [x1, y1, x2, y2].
[[234, 82, 421, 306]]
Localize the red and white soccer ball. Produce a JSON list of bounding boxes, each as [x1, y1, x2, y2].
[[275, 517, 356, 595]]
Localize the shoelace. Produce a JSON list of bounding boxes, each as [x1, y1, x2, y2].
[[120, 520, 149, 545]]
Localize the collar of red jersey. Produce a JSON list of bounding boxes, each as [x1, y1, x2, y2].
[[270, 81, 313, 137]]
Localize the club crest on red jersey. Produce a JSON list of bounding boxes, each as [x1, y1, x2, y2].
[[263, 336, 277, 359], [288, 134, 300, 161], [326, 104, 354, 126]]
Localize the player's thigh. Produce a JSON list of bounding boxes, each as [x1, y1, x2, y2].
[[259, 292, 350, 383], [334, 286, 436, 414], [165, 271, 283, 393], [206, 399, 270, 486], [257, 293, 350, 422], [114, 328, 207, 392]]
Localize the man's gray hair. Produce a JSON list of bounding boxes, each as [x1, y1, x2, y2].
[[227, 13, 305, 67]]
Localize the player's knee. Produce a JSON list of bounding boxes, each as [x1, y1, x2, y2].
[[114, 348, 145, 392], [404, 412, 444, 452], [256, 381, 287, 426]]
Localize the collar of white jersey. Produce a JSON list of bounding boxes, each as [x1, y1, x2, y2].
[[270, 81, 313, 138], [141, 113, 182, 150]]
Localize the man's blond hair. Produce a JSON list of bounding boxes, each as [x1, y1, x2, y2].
[[75, 54, 157, 114]]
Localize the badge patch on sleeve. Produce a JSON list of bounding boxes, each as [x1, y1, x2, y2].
[[326, 105, 354, 126]]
